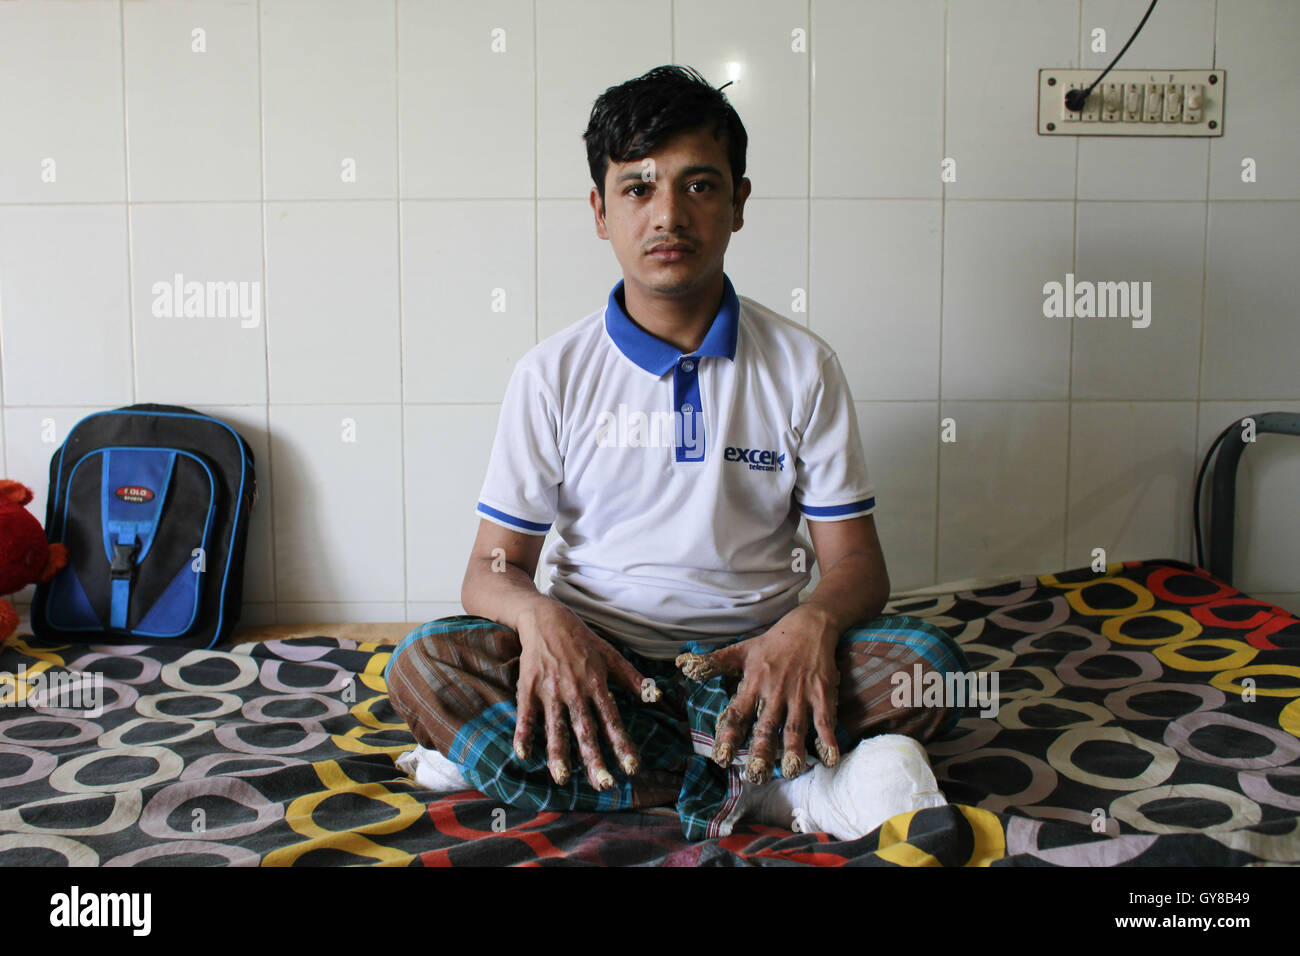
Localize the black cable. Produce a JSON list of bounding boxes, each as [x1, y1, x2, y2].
[[1193, 419, 1242, 569], [1065, 0, 1160, 112]]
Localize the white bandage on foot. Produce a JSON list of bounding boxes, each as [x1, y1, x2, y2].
[[737, 769, 814, 829], [396, 745, 470, 793], [794, 734, 948, 841]]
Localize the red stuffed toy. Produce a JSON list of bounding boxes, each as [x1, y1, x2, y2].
[[0, 480, 68, 641]]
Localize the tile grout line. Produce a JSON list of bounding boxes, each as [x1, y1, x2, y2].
[[806, 0, 812, 332], [255, 0, 280, 621], [4, 196, 1295, 206], [805, 0, 814, 591], [120, 0, 138, 408], [933, 0, 948, 587], [533, 0, 540, 353], [395, 0, 410, 625], [1062, 0, 1082, 575], [1192, 0, 1219, 566], [531, 0, 540, 593], [0, 397, 1237, 408]]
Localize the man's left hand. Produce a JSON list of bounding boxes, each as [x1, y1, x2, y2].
[[675, 604, 843, 783]]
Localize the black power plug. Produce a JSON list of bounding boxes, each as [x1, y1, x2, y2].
[[1060, 1, 1159, 118]]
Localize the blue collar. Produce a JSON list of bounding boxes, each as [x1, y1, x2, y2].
[[604, 273, 740, 375]]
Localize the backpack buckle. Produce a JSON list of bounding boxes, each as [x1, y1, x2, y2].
[[110, 541, 137, 579]]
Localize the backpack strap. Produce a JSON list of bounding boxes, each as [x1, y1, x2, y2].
[[101, 449, 177, 632], [108, 529, 139, 630]]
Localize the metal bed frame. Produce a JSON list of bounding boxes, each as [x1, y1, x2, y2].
[[1198, 411, 1300, 585]]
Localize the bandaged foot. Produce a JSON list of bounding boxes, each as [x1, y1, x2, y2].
[[396, 745, 470, 793], [738, 734, 948, 840]]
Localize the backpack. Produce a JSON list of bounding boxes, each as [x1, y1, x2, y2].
[[31, 403, 256, 648]]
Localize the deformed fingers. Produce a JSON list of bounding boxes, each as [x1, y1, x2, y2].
[[812, 693, 840, 768], [745, 700, 782, 784], [675, 652, 718, 681], [543, 696, 571, 785], [590, 685, 641, 777], [567, 696, 614, 791], [712, 698, 754, 768], [513, 683, 538, 761], [781, 706, 810, 780]]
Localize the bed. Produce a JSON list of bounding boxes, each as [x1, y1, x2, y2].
[[3, 555, 1298, 867]]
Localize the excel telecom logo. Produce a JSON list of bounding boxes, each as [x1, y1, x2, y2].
[[725, 446, 785, 472]]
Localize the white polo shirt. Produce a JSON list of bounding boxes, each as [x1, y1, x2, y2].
[[475, 272, 876, 660]]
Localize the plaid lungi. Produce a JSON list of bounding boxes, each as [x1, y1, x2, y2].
[[385, 613, 969, 841]]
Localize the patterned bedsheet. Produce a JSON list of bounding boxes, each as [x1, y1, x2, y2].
[[1, 558, 1298, 866]]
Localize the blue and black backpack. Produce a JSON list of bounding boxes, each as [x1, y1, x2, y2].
[[31, 404, 256, 649]]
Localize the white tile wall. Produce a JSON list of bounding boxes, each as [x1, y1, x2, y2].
[[0, 207, 134, 408], [131, 203, 268, 405], [936, 401, 1071, 582], [1209, 0, 1300, 200], [400, 200, 536, 404], [260, 0, 398, 200], [403, 403, 500, 604], [811, 200, 943, 401], [725, 198, 809, 326], [123, 1, 262, 202], [537, 198, 611, 340], [1201, 201, 1300, 400], [945, 0, 1079, 201], [0, 0, 126, 204], [813, 0, 945, 200], [264, 201, 402, 404], [536, 0, 672, 199], [267, 404, 405, 603], [397, 0, 536, 200], [2, 0, 1298, 627], [1072, 201, 1204, 400], [1066, 401, 1198, 567], [853, 401, 940, 591], [941, 201, 1074, 401], [1076, 0, 1215, 201], [674, 0, 810, 200]]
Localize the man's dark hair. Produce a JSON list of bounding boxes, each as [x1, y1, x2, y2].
[[583, 65, 748, 210]]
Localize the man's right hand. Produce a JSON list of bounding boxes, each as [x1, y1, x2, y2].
[[513, 600, 659, 790]]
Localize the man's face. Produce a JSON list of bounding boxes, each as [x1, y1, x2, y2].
[[591, 125, 749, 299]]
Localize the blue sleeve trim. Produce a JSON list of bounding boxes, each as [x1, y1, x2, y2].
[[476, 502, 552, 533], [800, 496, 875, 518]]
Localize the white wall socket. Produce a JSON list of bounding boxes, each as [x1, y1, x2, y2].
[[1038, 69, 1224, 136]]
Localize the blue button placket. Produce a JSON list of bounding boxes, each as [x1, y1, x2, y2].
[[673, 356, 705, 463], [603, 272, 739, 468]]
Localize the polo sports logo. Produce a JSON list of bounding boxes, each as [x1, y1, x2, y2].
[[725, 446, 785, 472], [115, 486, 155, 504]]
